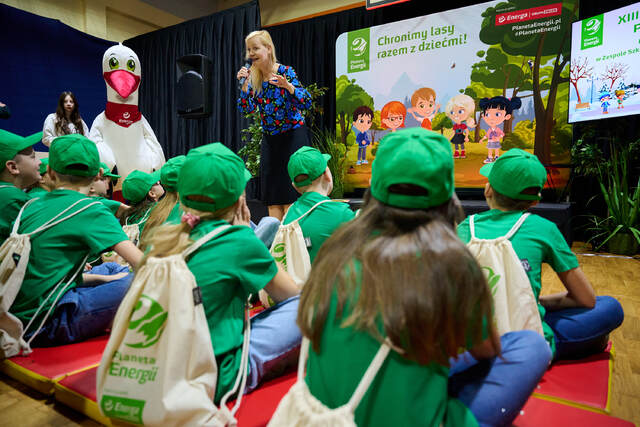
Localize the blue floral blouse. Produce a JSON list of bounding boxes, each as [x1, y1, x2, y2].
[[237, 65, 312, 135]]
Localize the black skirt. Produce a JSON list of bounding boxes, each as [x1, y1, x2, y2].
[[260, 125, 310, 205]]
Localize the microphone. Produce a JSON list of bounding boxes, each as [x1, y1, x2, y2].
[[239, 59, 252, 88]]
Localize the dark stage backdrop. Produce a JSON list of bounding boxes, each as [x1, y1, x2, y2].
[[0, 4, 114, 150], [124, 1, 260, 158]]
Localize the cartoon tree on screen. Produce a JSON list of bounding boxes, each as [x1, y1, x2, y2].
[[470, 47, 537, 133], [336, 76, 374, 150], [479, 0, 578, 164], [570, 56, 593, 104], [600, 62, 630, 91]]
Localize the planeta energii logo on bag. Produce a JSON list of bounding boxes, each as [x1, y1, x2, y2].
[[101, 395, 145, 424], [481, 266, 501, 297], [272, 242, 287, 267], [125, 295, 168, 349]]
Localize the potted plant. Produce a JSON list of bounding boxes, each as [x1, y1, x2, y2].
[[571, 138, 640, 255], [311, 127, 346, 198]]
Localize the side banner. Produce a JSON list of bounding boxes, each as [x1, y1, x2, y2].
[[336, 0, 577, 192]]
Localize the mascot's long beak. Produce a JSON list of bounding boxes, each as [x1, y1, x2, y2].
[[103, 70, 141, 99]]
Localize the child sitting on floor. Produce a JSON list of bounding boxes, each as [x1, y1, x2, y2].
[[297, 129, 551, 427], [121, 169, 165, 243], [283, 146, 354, 263], [26, 158, 54, 198], [142, 142, 300, 403], [89, 162, 128, 218], [0, 130, 42, 241], [457, 148, 624, 359], [9, 134, 143, 347]]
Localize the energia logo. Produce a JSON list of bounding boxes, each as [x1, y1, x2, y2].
[[351, 37, 368, 57], [125, 295, 167, 349], [581, 14, 603, 50], [584, 17, 602, 35], [272, 242, 287, 267], [100, 395, 145, 424]]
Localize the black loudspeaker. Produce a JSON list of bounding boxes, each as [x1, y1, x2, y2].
[[176, 54, 212, 118]]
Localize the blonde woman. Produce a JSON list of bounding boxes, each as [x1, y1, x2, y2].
[[236, 30, 312, 220]]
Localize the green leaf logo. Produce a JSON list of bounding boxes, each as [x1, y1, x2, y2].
[[125, 295, 168, 349], [482, 266, 501, 297], [272, 243, 287, 267]]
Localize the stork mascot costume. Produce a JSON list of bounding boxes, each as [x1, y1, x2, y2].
[[90, 44, 165, 180]]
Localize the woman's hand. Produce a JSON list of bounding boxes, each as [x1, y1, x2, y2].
[[237, 67, 250, 92], [269, 73, 294, 94]]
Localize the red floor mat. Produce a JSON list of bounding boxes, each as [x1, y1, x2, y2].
[[0, 335, 108, 394], [534, 343, 612, 412], [513, 396, 633, 426], [55, 366, 297, 427]]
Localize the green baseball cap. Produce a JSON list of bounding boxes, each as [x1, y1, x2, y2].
[[100, 162, 121, 179], [39, 157, 49, 175], [287, 146, 331, 187], [49, 134, 100, 177], [0, 130, 42, 172], [179, 143, 252, 212], [122, 169, 161, 203], [160, 155, 186, 192], [371, 128, 454, 209], [479, 148, 547, 201]]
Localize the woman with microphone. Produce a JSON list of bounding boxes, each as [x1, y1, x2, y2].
[[237, 30, 312, 220]]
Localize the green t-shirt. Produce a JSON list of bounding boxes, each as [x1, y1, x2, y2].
[[306, 261, 479, 427], [165, 201, 183, 224], [124, 203, 155, 233], [0, 181, 30, 241], [187, 219, 278, 402], [27, 186, 49, 199], [94, 197, 122, 216], [457, 209, 579, 355], [10, 190, 128, 325], [282, 192, 354, 263]]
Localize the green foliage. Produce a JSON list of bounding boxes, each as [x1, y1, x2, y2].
[[311, 127, 346, 198], [502, 120, 535, 150], [336, 75, 374, 147], [238, 110, 263, 177], [431, 112, 453, 135], [572, 138, 640, 251], [239, 82, 327, 177]]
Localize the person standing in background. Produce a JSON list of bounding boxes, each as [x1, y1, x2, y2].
[[0, 101, 10, 119], [237, 30, 312, 221], [42, 91, 89, 146]]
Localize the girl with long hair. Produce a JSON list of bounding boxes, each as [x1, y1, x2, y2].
[[236, 30, 312, 221], [297, 128, 551, 426], [142, 143, 300, 403], [42, 91, 89, 146]]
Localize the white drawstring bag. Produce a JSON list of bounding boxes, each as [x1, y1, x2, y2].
[[122, 207, 152, 247], [466, 213, 544, 336], [269, 200, 334, 288], [268, 337, 390, 427], [0, 198, 100, 358], [97, 224, 251, 426]]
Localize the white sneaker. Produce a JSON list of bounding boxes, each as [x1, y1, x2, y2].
[[356, 160, 362, 165], [363, 160, 369, 164]]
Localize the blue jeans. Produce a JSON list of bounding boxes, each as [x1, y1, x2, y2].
[[544, 295, 623, 360], [449, 330, 552, 427], [357, 146, 367, 161], [251, 216, 280, 249], [29, 269, 133, 347], [246, 295, 301, 392]]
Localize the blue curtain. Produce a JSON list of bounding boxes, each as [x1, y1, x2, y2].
[[0, 4, 114, 151]]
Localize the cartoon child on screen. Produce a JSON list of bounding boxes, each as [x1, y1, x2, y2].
[[352, 105, 373, 165], [381, 101, 406, 133], [445, 94, 475, 159], [614, 90, 625, 109], [408, 87, 440, 130], [600, 93, 611, 114], [479, 96, 521, 164]]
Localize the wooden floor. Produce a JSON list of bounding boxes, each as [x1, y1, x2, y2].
[[1, 245, 638, 426]]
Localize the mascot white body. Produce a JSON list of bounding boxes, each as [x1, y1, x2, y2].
[[89, 44, 165, 179]]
